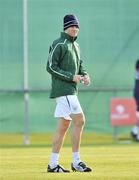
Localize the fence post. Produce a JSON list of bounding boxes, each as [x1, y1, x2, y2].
[[113, 89, 118, 142], [23, 0, 29, 145]]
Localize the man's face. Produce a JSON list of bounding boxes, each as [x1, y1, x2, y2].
[[66, 26, 79, 37]]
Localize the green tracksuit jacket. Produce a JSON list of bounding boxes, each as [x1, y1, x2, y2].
[[47, 32, 88, 98]]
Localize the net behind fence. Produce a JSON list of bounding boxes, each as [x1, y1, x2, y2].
[[0, 0, 139, 134]]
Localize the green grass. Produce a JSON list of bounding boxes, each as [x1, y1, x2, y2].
[[0, 133, 115, 146], [0, 134, 139, 179]]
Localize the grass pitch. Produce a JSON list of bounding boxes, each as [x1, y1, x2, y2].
[[0, 134, 139, 180]]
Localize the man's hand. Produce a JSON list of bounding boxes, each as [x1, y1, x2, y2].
[[73, 75, 91, 86], [82, 75, 91, 86], [73, 75, 83, 83]]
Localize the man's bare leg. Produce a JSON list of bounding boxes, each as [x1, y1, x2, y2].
[[71, 113, 85, 153], [49, 118, 71, 167], [70, 113, 92, 172]]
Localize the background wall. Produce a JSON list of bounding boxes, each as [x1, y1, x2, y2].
[[0, 0, 139, 134]]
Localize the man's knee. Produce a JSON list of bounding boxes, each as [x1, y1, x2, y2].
[[59, 118, 71, 133], [72, 113, 85, 127]]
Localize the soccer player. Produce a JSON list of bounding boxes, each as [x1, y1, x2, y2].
[[131, 59, 139, 142], [46, 14, 92, 172]]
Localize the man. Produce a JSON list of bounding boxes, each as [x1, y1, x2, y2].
[[46, 14, 92, 172], [131, 59, 139, 142]]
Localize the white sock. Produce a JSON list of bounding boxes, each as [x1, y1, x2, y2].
[[72, 152, 81, 165], [132, 126, 139, 135], [49, 153, 59, 168]]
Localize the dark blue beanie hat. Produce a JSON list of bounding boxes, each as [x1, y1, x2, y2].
[[63, 14, 79, 30]]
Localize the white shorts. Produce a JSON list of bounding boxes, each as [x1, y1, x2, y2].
[[54, 95, 83, 120]]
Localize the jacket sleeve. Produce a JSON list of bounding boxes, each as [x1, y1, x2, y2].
[[46, 44, 74, 82], [78, 60, 88, 76]]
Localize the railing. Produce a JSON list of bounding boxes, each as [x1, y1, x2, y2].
[[0, 87, 133, 144], [0, 87, 132, 93]]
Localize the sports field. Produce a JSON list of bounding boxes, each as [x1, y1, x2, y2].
[[0, 134, 139, 180]]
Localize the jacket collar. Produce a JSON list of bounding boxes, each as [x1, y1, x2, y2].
[[61, 32, 77, 42]]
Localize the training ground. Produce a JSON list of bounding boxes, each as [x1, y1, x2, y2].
[[0, 133, 139, 180]]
